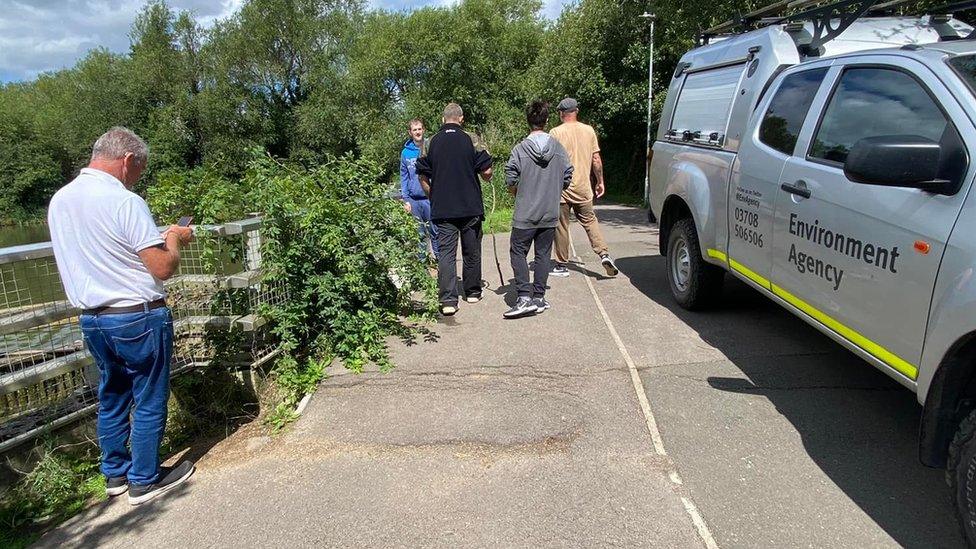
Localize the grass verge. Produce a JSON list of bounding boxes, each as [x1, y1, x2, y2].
[[0, 442, 104, 548], [600, 189, 643, 206], [484, 207, 513, 234]]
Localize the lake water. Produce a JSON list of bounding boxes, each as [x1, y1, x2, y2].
[[0, 224, 51, 249], [0, 224, 73, 355]]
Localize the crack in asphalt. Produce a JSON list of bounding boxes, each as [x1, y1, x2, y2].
[[277, 430, 585, 462], [324, 366, 629, 389]]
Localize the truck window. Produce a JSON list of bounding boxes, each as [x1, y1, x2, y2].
[[670, 63, 744, 142], [758, 68, 828, 155], [810, 68, 949, 164], [948, 54, 976, 96]]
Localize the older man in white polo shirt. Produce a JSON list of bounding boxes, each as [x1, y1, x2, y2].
[[48, 127, 194, 505]]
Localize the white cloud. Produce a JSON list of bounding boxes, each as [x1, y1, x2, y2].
[[0, 0, 570, 83], [0, 0, 242, 82]]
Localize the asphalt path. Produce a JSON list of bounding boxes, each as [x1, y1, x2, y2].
[[38, 204, 963, 548], [592, 205, 963, 548]]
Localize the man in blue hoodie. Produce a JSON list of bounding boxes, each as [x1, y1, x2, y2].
[[400, 118, 438, 260]]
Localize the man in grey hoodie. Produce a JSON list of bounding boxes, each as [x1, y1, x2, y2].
[[503, 100, 573, 318]]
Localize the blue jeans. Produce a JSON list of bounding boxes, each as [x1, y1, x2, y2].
[[80, 306, 173, 486], [407, 198, 439, 259]]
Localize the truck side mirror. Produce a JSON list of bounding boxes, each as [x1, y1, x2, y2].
[[843, 135, 952, 194]]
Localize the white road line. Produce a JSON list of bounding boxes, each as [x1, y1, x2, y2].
[[570, 236, 720, 549], [669, 470, 684, 485], [682, 497, 721, 549], [580, 259, 668, 455]]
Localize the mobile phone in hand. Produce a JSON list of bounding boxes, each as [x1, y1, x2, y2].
[[177, 216, 193, 227]]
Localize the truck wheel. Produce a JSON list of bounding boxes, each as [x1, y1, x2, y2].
[[948, 408, 976, 547], [666, 217, 724, 310]]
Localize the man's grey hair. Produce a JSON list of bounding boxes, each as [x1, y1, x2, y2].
[[91, 127, 149, 164], [443, 103, 463, 122]]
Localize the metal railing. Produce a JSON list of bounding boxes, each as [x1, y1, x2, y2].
[[0, 217, 286, 453]]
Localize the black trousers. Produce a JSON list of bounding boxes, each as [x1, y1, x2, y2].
[[509, 226, 555, 298], [435, 216, 483, 305]]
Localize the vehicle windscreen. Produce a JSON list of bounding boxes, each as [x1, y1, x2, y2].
[[948, 55, 976, 95]]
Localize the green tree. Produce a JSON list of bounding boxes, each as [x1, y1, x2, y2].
[[205, 0, 364, 160], [528, 0, 652, 197], [0, 88, 61, 220], [318, 0, 544, 173]]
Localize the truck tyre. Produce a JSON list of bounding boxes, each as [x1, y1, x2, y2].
[[948, 408, 976, 547], [666, 217, 724, 310]]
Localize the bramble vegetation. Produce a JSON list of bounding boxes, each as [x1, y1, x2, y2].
[[147, 151, 438, 420], [248, 154, 437, 403]]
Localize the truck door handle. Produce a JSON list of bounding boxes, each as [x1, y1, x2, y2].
[[781, 182, 811, 199]]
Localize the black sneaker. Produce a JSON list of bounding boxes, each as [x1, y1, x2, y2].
[[532, 297, 550, 313], [503, 296, 538, 319], [464, 293, 482, 304], [106, 476, 128, 497], [550, 264, 570, 278], [128, 461, 194, 506], [440, 304, 458, 316], [600, 254, 619, 276]]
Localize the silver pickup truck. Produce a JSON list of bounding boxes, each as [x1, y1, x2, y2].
[[648, 10, 976, 541]]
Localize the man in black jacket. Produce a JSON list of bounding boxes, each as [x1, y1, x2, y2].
[[416, 103, 493, 316]]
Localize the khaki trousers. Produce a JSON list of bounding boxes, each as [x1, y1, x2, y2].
[[554, 201, 609, 263]]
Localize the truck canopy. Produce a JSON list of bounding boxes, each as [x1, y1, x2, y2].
[[658, 16, 974, 151]]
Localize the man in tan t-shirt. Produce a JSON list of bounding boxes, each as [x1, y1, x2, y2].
[[548, 97, 618, 277]]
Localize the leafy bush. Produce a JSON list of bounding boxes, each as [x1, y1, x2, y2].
[[247, 153, 437, 381], [148, 149, 434, 426], [147, 166, 249, 225], [148, 151, 437, 417]]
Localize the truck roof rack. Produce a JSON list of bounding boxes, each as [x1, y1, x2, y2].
[[771, 0, 878, 55], [703, 0, 820, 37], [700, 0, 976, 46]]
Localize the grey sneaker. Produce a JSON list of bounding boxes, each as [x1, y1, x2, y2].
[[600, 254, 619, 276], [106, 476, 128, 497], [532, 297, 550, 313], [128, 461, 195, 506], [503, 296, 538, 319], [550, 264, 570, 278]]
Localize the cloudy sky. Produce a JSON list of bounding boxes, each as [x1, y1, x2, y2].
[[0, 0, 571, 83]]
